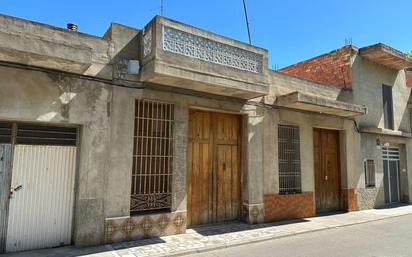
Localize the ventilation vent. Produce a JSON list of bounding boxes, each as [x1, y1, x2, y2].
[[0, 122, 12, 144], [16, 124, 77, 146]]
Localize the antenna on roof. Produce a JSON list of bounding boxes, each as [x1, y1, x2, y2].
[[150, 0, 164, 16], [345, 37, 353, 46], [242, 0, 252, 45]]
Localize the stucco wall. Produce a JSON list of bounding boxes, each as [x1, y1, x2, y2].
[[357, 133, 411, 209], [351, 56, 411, 131], [0, 66, 111, 246], [350, 55, 412, 209], [0, 64, 269, 246], [262, 108, 361, 195], [267, 70, 342, 103]]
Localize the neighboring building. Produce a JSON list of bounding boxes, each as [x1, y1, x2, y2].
[[0, 13, 410, 254], [281, 43, 412, 210], [407, 71, 412, 88]]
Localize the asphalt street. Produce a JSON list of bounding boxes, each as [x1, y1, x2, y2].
[[186, 214, 412, 257]]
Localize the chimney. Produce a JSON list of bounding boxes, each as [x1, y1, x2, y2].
[[67, 23, 78, 32]]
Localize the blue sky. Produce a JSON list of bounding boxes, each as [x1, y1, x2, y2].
[[2, 0, 411, 68]]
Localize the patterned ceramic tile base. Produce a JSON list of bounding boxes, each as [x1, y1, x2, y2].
[[104, 211, 187, 243], [242, 203, 264, 224]]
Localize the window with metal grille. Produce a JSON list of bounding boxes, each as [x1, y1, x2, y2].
[[130, 99, 174, 214], [364, 159, 375, 188], [278, 125, 301, 194]]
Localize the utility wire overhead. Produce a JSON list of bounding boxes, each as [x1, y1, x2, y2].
[[242, 0, 252, 45]]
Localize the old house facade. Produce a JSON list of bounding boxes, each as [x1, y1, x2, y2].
[[281, 43, 412, 210], [0, 14, 411, 253]]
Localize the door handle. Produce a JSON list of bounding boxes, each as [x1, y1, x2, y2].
[[14, 185, 23, 192], [325, 176, 328, 181], [9, 185, 23, 199]]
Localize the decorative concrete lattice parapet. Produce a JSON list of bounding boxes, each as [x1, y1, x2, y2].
[[142, 28, 152, 57], [163, 26, 263, 73]]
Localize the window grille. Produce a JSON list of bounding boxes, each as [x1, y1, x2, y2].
[[364, 159, 376, 188], [130, 100, 174, 214], [278, 125, 301, 194]]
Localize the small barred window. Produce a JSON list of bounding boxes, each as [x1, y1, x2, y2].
[[364, 159, 376, 188], [278, 125, 301, 194]]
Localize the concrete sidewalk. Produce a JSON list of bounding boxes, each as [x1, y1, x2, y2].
[[3, 205, 412, 257]]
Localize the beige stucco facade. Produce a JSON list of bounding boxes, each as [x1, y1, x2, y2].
[[0, 13, 411, 253]]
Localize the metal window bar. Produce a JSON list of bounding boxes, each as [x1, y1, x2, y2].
[[383, 147, 400, 160], [278, 125, 301, 194], [364, 159, 375, 187], [130, 100, 174, 214]]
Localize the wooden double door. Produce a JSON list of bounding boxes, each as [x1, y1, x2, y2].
[[313, 128, 341, 212], [187, 110, 241, 226]]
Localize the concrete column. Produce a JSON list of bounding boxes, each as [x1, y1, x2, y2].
[[343, 125, 362, 190], [263, 109, 278, 194], [73, 85, 112, 246], [171, 101, 188, 213], [105, 87, 135, 218], [241, 104, 265, 224]]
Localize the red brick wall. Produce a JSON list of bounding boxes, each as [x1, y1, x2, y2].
[[341, 188, 359, 212], [279, 45, 353, 89], [406, 71, 412, 88], [264, 192, 316, 222]]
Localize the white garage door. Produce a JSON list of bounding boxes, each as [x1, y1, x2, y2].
[[6, 145, 77, 252], [0, 123, 78, 253]]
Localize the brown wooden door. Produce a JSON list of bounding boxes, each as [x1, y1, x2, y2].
[[313, 128, 341, 212], [187, 110, 241, 226]]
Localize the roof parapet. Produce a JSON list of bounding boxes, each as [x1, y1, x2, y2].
[[359, 43, 412, 70]]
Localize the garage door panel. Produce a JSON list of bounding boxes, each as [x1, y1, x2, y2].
[[6, 145, 76, 252]]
